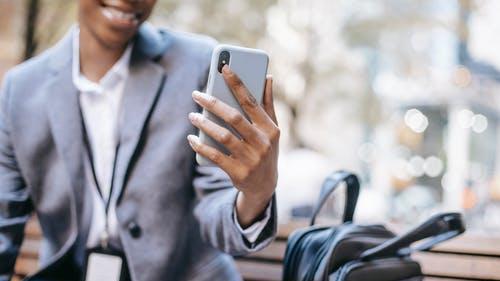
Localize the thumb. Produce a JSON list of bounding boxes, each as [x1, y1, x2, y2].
[[262, 75, 278, 125]]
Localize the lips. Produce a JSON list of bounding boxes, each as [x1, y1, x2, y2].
[[100, 1, 143, 29]]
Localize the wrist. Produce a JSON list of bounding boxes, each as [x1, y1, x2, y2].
[[236, 191, 273, 228], [242, 189, 274, 206]]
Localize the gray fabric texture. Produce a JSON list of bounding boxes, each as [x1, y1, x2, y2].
[[0, 23, 277, 281]]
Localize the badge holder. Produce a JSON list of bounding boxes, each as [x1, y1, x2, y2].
[[82, 219, 130, 281], [80, 113, 127, 281]]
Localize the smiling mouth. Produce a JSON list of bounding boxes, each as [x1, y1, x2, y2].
[[100, 1, 143, 26]]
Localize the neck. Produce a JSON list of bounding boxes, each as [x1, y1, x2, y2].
[[79, 26, 128, 82]]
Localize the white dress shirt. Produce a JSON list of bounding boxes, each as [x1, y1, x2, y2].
[[71, 29, 270, 248]]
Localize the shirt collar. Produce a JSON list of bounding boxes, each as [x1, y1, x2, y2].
[[72, 27, 133, 94]]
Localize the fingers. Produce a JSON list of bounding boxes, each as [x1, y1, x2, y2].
[[221, 65, 270, 126], [262, 75, 278, 125], [192, 91, 261, 144], [188, 112, 246, 157], [187, 134, 234, 170]]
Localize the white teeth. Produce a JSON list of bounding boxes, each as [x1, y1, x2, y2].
[[102, 6, 138, 23]]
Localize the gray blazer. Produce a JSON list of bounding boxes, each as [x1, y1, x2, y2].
[[0, 24, 277, 281]]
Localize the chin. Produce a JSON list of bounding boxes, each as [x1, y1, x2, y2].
[[79, 0, 152, 49], [97, 26, 138, 49]]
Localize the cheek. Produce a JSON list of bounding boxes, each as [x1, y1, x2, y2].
[[142, 0, 157, 19], [148, 0, 158, 10], [79, 0, 104, 31], [79, 0, 100, 19]]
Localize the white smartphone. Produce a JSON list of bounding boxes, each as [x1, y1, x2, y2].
[[196, 44, 269, 165]]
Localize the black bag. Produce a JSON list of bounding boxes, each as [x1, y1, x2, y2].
[[282, 171, 465, 281]]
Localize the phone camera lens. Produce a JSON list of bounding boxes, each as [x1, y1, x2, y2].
[[218, 51, 230, 73]]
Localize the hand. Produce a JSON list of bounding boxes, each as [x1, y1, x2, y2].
[[187, 65, 280, 228]]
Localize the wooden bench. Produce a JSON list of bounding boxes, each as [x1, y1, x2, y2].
[[235, 221, 500, 281], [14, 218, 500, 281], [13, 218, 42, 281]]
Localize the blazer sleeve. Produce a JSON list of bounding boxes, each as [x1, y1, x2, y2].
[[192, 165, 277, 256], [0, 72, 33, 280]]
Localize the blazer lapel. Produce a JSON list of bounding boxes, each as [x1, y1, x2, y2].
[[113, 59, 166, 203], [44, 23, 171, 207], [45, 30, 86, 220], [113, 23, 171, 202]]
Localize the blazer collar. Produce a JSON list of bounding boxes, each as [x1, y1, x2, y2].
[[131, 22, 172, 63], [48, 22, 173, 74]]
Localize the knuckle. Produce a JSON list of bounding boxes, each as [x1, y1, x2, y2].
[[210, 151, 222, 163], [242, 95, 258, 108], [249, 159, 260, 171], [239, 168, 250, 181], [228, 112, 244, 126], [219, 131, 232, 144], [206, 95, 217, 107], [262, 140, 272, 155], [232, 76, 245, 89], [269, 126, 281, 141], [231, 173, 243, 186], [197, 115, 206, 125], [247, 152, 260, 166]]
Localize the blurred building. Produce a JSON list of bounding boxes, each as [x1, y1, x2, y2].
[[351, 0, 500, 231], [0, 1, 24, 77], [1, 0, 499, 232]]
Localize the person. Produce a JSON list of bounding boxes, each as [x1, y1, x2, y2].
[[0, 0, 280, 280]]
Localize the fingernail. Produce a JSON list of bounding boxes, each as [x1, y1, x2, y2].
[[192, 90, 202, 99], [187, 134, 199, 146], [192, 90, 211, 102], [188, 112, 196, 122], [188, 112, 203, 123], [266, 74, 273, 80], [222, 64, 230, 74]]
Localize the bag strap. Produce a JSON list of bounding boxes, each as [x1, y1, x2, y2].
[[310, 171, 360, 226], [360, 212, 465, 261]]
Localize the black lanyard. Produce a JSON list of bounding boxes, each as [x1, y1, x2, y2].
[[78, 105, 120, 248]]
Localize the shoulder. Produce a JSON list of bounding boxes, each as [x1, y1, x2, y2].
[[1, 50, 51, 114], [2, 51, 51, 87], [2, 36, 67, 91], [160, 28, 218, 66], [135, 23, 217, 72], [1, 28, 72, 101], [151, 28, 218, 90], [168, 29, 217, 53]]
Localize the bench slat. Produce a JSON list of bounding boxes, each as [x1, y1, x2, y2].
[[414, 252, 500, 280], [424, 278, 475, 281], [14, 257, 38, 276], [236, 259, 478, 281], [432, 234, 500, 256], [19, 238, 41, 258], [24, 217, 42, 238], [248, 241, 286, 261], [236, 260, 282, 281], [12, 275, 25, 281]]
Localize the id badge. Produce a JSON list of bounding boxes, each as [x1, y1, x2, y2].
[[83, 247, 129, 281]]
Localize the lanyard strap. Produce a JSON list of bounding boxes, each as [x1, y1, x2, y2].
[[79, 105, 120, 248]]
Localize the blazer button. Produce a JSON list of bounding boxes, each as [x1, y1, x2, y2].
[[128, 222, 142, 238]]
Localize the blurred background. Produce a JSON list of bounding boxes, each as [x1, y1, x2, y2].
[[1, 0, 500, 234]]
